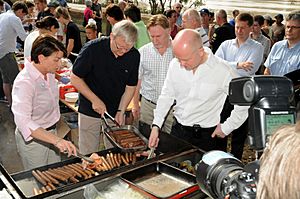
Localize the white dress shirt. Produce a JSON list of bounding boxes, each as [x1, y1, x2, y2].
[[153, 47, 249, 135]]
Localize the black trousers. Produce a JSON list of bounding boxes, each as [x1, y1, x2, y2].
[[216, 97, 248, 159], [171, 119, 218, 152]]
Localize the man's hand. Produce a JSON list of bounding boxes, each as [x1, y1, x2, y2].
[[148, 127, 160, 148], [115, 111, 125, 125], [131, 103, 140, 120], [91, 98, 106, 116], [211, 124, 226, 138], [237, 61, 253, 71]]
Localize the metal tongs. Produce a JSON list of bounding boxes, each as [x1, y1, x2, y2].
[[147, 147, 155, 159], [75, 152, 95, 163], [105, 111, 121, 127]]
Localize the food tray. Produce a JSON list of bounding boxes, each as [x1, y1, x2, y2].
[[164, 150, 204, 176], [121, 162, 199, 199], [104, 125, 148, 152]]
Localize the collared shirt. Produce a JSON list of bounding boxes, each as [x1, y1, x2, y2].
[[12, 59, 60, 141], [153, 47, 248, 135], [250, 32, 271, 60], [139, 42, 174, 103], [215, 37, 264, 76], [0, 10, 27, 59], [265, 40, 300, 76], [195, 27, 210, 47]]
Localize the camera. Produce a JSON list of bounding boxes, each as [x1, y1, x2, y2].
[[196, 76, 296, 199]]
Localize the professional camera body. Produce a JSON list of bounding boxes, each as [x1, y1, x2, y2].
[[196, 76, 296, 199]]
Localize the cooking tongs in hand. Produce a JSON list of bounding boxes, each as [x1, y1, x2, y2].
[[104, 111, 121, 127], [102, 115, 114, 133]]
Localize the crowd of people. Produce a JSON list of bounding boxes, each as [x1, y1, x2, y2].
[[0, 0, 299, 190]]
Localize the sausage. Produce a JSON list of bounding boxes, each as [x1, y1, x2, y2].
[[63, 165, 82, 178], [36, 170, 52, 184], [113, 153, 120, 167], [129, 152, 133, 162], [73, 163, 92, 177], [121, 154, 129, 165], [48, 183, 56, 190], [33, 187, 39, 196], [41, 186, 47, 193], [50, 169, 71, 179], [100, 156, 112, 170], [42, 171, 59, 185], [32, 170, 47, 186], [132, 153, 136, 164], [69, 176, 79, 183], [45, 185, 52, 192], [125, 153, 130, 163], [45, 170, 68, 182], [117, 153, 122, 165], [106, 154, 114, 169], [68, 164, 88, 179]]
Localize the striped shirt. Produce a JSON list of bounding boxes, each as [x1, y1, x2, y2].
[[196, 27, 210, 47], [139, 42, 174, 103]]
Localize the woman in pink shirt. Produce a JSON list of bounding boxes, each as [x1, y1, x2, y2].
[[12, 35, 77, 170]]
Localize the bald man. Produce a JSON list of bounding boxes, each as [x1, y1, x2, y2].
[[149, 29, 249, 152]]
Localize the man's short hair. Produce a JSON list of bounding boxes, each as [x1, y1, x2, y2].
[[165, 9, 176, 19], [55, 6, 70, 20], [12, 1, 28, 14], [146, 14, 170, 30], [217, 9, 227, 20], [254, 15, 265, 26], [106, 4, 124, 21], [236, 13, 254, 26], [286, 10, 300, 21], [112, 20, 138, 45], [183, 8, 201, 24], [124, 4, 141, 23]]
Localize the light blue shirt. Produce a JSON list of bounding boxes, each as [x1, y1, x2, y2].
[[264, 40, 300, 76], [0, 10, 27, 59], [215, 37, 264, 76]]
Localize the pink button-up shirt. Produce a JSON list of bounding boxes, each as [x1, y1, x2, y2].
[[12, 59, 60, 141]]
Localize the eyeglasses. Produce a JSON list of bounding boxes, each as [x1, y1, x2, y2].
[[113, 37, 132, 53], [176, 7, 182, 9], [286, 26, 300, 30]]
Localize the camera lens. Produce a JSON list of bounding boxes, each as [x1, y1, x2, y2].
[[195, 151, 244, 198]]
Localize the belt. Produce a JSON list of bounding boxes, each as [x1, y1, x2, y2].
[[142, 96, 156, 105], [46, 123, 57, 131], [174, 118, 216, 132]]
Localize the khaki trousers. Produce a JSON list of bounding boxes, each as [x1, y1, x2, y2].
[[15, 128, 61, 170], [140, 96, 174, 134], [78, 113, 114, 155]]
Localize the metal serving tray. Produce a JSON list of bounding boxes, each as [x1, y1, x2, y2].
[[121, 162, 199, 199], [104, 125, 148, 152], [164, 150, 204, 176], [0, 148, 148, 199]]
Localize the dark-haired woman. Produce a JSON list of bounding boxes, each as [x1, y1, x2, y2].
[[24, 16, 59, 59], [12, 35, 77, 170]]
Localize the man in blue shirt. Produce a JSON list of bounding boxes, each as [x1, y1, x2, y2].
[[264, 11, 300, 76], [0, 1, 27, 107], [215, 13, 264, 159]]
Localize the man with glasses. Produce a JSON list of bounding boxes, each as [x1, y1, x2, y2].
[[148, 29, 248, 152], [70, 20, 140, 155], [0, 1, 28, 108], [264, 11, 300, 76]]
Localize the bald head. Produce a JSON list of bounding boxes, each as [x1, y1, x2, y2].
[[173, 29, 202, 52], [173, 29, 206, 71], [182, 8, 202, 29]]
